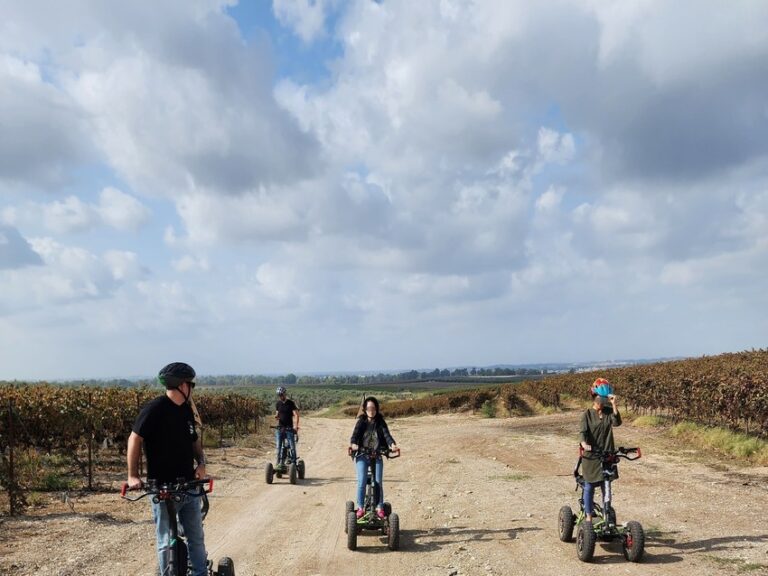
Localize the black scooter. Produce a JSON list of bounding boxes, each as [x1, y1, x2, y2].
[[122, 478, 235, 576]]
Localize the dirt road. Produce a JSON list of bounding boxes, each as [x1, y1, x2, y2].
[[3, 412, 768, 575]]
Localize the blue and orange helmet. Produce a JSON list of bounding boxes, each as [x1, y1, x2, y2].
[[590, 377, 613, 398]]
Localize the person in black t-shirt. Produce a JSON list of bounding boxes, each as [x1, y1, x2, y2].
[[274, 386, 300, 465], [127, 362, 209, 576]]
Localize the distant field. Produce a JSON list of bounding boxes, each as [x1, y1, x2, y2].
[[199, 375, 545, 412], [201, 374, 543, 392]]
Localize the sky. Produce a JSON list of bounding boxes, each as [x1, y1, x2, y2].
[[1, 0, 767, 380]]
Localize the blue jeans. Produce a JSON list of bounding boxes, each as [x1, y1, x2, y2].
[[275, 428, 297, 463], [356, 454, 384, 509], [151, 495, 207, 576], [583, 481, 606, 517]]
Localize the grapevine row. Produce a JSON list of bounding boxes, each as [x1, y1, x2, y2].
[[0, 385, 266, 514]]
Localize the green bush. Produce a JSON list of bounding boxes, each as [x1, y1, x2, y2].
[[481, 400, 496, 418]]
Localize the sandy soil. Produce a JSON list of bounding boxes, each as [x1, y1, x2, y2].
[[2, 411, 768, 576]]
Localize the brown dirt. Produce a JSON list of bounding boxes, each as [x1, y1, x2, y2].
[[2, 411, 768, 575]]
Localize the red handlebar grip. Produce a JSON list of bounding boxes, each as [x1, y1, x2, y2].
[[579, 445, 584, 457], [207, 478, 214, 493], [636, 447, 642, 458]]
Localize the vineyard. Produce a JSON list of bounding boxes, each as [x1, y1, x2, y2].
[[0, 385, 265, 515], [510, 349, 768, 434], [2, 349, 767, 517], [369, 349, 768, 437]]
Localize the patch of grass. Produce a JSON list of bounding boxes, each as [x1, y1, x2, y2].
[[704, 555, 767, 572], [201, 432, 223, 449], [536, 404, 560, 415], [633, 415, 668, 428], [445, 458, 460, 464], [670, 422, 768, 464], [25, 491, 49, 507], [40, 472, 78, 491], [489, 473, 530, 481], [11, 449, 80, 492], [740, 563, 766, 573]]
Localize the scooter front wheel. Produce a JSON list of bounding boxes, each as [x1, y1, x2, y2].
[[558, 505, 575, 542], [576, 521, 596, 562], [346, 511, 358, 550], [216, 556, 235, 576], [387, 513, 400, 551]]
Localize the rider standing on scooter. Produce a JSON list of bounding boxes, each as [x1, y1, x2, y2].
[[275, 386, 300, 466], [126, 362, 209, 576], [349, 396, 399, 519], [579, 377, 622, 523]]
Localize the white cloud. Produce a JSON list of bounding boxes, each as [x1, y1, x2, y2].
[[273, 0, 334, 43], [0, 238, 136, 312], [173, 190, 308, 247], [586, 0, 768, 85], [394, 273, 471, 299], [537, 128, 575, 165], [42, 196, 96, 234], [8, 190, 150, 234], [172, 254, 210, 273], [63, 32, 319, 200], [0, 54, 90, 186], [103, 250, 143, 281], [535, 186, 564, 213], [255, 262, 310, 306], [98, 187, 151, 230]]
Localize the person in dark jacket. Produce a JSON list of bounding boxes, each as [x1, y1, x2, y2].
[[579, 377, 622, 522], [349, 396, 399, 519]]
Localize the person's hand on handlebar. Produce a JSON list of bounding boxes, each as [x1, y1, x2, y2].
[[349, 443, 358, 456], [390, 444, 400, 455], [580, 441, 592, 451], [127, 475, 143, 490]]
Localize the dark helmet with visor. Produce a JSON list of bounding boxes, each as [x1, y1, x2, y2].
[[158, 362, 196, 390]]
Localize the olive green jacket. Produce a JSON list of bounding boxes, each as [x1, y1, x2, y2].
[[579, 407, 622, 483]]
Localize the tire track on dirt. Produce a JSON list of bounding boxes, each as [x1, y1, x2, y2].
[[203, 418, 353, 575]]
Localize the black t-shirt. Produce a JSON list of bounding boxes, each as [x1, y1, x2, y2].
[[133, 395, 198, 483], [275, 398, 298, 428]]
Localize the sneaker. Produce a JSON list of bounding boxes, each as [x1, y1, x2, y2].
[[376, 508, 386, 519], [356, 508, 365, 519]]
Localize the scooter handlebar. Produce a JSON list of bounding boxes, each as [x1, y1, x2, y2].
[[120, 478, 213, 501], [349, 446, 400, 459], [578, 445, 642, 461]]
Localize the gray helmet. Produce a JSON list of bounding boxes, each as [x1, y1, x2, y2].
[[276, 386, 287, 396]]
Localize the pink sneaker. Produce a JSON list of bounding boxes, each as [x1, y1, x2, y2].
[[356, 508, 365, 519], [376, 508, 386, 519]]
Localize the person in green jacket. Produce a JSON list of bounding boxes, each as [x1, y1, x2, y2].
[[579, 378, 622, 522]]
